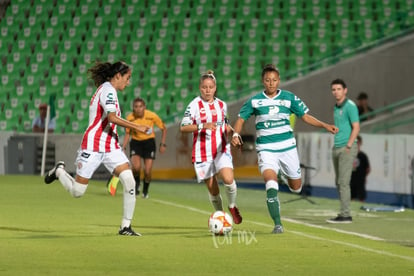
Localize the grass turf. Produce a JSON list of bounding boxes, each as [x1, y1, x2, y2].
[[1, 175, 413, 275]]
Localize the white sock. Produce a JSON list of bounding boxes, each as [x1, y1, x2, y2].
[[56, 168, 87, 198], [208, 193, 223, 211], [224, 181, 237, 208], [119, 170, 136, 228], [56, 167, 73, 192]]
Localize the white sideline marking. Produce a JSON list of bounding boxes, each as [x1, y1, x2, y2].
[[153, 198, 414, 263]]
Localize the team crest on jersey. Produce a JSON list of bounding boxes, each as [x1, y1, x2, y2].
[[199, 107, 206, 114], [268, 106, 279, 115], [77, 162, 83, 170]]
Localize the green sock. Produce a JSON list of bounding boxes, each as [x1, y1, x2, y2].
[[266, 188, 282, 225]]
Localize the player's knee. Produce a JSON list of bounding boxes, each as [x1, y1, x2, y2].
[[289, 184, 302, 194], [71, 182, 87, 198], [288, 179, 302, 194], [119, 169, 135, 193]]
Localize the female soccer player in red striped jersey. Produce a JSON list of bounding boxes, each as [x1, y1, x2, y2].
[[180, 70, 242, 224], [44, 61, 148, 236]]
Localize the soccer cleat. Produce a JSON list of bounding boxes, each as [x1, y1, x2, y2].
[[118, 225, 142, 236], [142, 193, 149, 199], [326, 216, 353, 224], [107, 176, 119, 196], [44, 161, 65, 184], [228, 206, 242, 224], [272, 225, 284, 234]]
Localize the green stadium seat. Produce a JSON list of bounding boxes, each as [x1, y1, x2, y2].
[[303, 6, 326, 22], [262, 41, 286, 57], [311, 40, 333, 61], [71, 120, 88, 133], [287, 40, 310, 58], [195, 41, 216, 56], [403, 10, 414, 27], [25, 70, 43, 88]]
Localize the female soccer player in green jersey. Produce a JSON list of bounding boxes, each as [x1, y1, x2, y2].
[[231, 64, 338, 234]]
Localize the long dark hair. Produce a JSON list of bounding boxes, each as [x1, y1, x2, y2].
[[87, 61, 130, 87]]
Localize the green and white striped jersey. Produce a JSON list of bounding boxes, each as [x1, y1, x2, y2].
[[238, 90, 309, 152]]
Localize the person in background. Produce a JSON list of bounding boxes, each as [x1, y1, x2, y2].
[[328, 78, 360, 224], [350, 135, 370, 202], [32, 103, 56, 133], [356, 92, 374, 122], [44, 61, 148, 236], [180, 70, 243, 225], [122, 97, 167, 198], [231, 64, 338, 234]]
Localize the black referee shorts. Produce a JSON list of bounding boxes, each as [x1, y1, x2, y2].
[[129, 138, 156, 159]]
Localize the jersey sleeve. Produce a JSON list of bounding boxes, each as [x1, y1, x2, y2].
[[181, 100, 197, 126], [349, 103, 360, 123], [100, 85, 117, 114], [238, 97, 254, 120], [290, 94, 309, 118]]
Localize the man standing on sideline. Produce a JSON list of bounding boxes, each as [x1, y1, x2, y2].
[[327, 79, 360, 223]]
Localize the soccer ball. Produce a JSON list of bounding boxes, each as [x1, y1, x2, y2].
[[208, 211, 233, 235]]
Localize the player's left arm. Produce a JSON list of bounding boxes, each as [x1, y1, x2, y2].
[[301, 113, 338, 134]]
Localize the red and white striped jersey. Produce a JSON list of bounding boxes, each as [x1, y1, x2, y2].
[[181, 96, 230, 163], [81, 82, 121, 152]]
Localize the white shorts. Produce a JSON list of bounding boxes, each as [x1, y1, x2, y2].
[[75, 148, 130, 179], [194, 151, 233, 183], [257, 148, 301, 179]]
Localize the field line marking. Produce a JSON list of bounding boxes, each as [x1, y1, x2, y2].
[[152, 198, 414, 263], [289, 230, 414, 263], [283, 218, 384, 241]]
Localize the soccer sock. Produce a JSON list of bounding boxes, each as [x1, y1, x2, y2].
[[56, 168, 87, 198], [143, 181, 150, 195], [208, 193, 223, 211], [119, 170, 136, 228], [224, 181, 237, 208], [265, 180, 282, 226], [134, 172, 140, 192]]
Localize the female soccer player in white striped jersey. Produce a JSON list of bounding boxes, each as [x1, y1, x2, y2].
[[231, 64, 338, 234], [180, 70, 242, 225], [44, 61, 148, 236]]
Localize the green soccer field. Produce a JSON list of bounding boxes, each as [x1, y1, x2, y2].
[[1, 175, 413, 275]]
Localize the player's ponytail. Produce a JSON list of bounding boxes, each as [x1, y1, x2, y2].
[[88, 61, 130, 87]]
